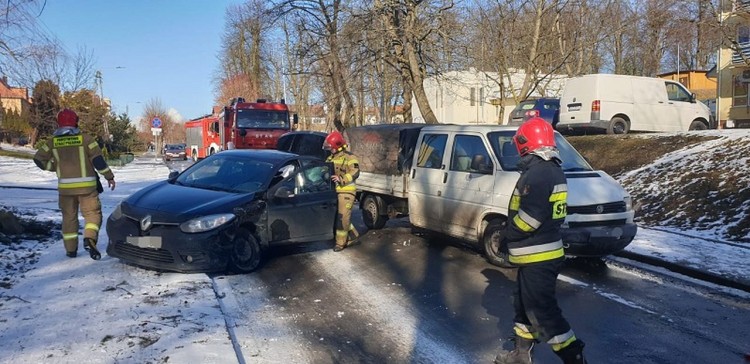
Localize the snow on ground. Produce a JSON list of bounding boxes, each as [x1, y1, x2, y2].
[[0, 139, 749, 363]]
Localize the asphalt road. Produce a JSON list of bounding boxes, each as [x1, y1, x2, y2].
[[163, 158, 750, 363], [211, 217, 750, 364]]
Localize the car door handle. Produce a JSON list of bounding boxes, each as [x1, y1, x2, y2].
[[443, 172, 447, 183]]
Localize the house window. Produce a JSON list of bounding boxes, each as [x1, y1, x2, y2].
[[470, 87, 476, 106], [739, 25, 750, 44], [732, 76, 748, 107], [479, 87, 484, 105]]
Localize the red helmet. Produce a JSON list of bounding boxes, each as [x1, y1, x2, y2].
[[57, 109, 79, 128], [513, 117, 555, 156], [324, 130, 346, 151]]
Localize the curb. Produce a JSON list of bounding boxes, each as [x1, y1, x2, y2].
[[614, 250, 750, 294]]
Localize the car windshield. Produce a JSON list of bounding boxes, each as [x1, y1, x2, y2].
[[236, 109, 290, 129], [487, 131, 592, 172], [167, 145, 184, 151], [175, 154, 275, 193]]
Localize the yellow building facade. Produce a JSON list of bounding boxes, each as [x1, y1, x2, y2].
[[718, 0, 750, 128]]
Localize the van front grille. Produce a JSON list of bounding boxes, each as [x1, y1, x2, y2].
[[568, 201, 626, 214], [568, 219, 627, 228]]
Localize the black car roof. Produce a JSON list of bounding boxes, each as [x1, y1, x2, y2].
[[281, 131, 327, 137], [217, 149, 299, 165]]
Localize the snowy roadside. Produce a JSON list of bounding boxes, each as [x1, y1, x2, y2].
[[0, 154, 239, 363]]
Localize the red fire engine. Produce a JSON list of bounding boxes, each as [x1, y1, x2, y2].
[[185, 98, 298, 160]]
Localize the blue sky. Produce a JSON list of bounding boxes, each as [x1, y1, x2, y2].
[[38, 0, 239, 122]]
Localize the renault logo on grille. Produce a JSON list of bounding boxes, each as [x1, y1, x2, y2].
[[596, 205, 604, 214], [140, 215, 153, 231]]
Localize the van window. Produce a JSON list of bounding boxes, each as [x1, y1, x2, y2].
[[487, 131, 592, 172], [416, 133, 448, 169], [450, 135, 492, 174], [665, 82, 691, 102]]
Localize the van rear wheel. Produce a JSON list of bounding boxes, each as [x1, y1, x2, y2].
[[361, 194, 387, 229], [483, 220, 514, 268], [607, 117, 629, 135]]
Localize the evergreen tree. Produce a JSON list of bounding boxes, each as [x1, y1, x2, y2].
[[30, 80, 61, 145]]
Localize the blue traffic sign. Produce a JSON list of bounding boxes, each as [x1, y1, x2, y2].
[[152, 117, 162, 128]]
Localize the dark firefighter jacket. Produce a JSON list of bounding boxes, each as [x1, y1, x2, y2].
[[33, 128, 115, 196], [505, 154, 567, 265]]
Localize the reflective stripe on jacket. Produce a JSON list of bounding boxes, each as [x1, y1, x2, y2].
[[505, 155, 567, 265], [326, 149, 359, 193], [33, 130, 114, 196]]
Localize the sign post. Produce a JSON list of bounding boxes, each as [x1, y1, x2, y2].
[[151, 117, 163, 161]]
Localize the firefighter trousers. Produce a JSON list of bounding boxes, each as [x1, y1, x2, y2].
[[512, 259, 572, 343], [335, 192, 357, 248], [59, 191, 102, 253]]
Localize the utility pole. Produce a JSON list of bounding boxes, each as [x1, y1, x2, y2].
[[95, 70, 111, 140]]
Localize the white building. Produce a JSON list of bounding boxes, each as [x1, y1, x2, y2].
[[411, 69, 567, 125]]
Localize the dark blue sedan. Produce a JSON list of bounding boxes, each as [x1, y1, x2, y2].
[[507, 98, 560, 127], [106, 150, 337, 273]]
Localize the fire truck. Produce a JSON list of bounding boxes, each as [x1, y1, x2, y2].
[[185, 98, 298, 160]]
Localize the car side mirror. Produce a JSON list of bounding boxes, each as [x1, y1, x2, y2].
[[690, 93, 697, 103], [274, 186, 295, 198], [293, 114, 299, 124], [239, 128, 247, 137], [167, 170, 179, 181]]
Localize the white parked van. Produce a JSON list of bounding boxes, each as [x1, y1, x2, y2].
[[557, 74, 714, 134]]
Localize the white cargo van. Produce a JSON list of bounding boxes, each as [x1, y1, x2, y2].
[[344, 124, 637, 267], [557, 74, 714, 134]]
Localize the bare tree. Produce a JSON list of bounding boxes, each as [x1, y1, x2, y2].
[[370, 0, 460, 124], [271, 0, 361, 131]]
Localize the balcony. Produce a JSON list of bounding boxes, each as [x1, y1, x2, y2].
[[732, 42, 750, 65]]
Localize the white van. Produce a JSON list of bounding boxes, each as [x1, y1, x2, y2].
[[556, 74, 714, 134], [345, 124, 637, 267]]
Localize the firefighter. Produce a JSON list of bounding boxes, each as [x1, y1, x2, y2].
[[494, 117, 586, 364], [324, 130, 360, 252], [33, 109, 116, 260]]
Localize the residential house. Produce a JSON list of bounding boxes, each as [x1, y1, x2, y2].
[[717, 0, 750, 128], [410, 68, 567, 125], [0, 76, 33, 124]]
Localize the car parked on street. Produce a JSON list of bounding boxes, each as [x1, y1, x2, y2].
[[276, 131, 330, 160], [507, 98, 560, 127], [106, 149, 337, 273], [164, 144, 187, 161]]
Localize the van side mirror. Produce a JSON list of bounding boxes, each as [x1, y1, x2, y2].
[[293, 114, 299, 124], [239, 128, 247, 136], [690, 93, 697, 103]]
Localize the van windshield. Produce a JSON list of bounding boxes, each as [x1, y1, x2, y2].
[[487, 131, 592, 172]]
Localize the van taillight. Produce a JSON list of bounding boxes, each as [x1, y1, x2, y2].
[[525, 110, 540, 118], [592, 100, 600, 112]]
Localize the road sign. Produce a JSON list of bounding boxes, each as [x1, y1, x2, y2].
[[151, 127, 162, 135], [151, 117, 162, 128]]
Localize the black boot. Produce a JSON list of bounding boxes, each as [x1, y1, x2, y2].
[[554, 339, 586, 364], [494, 335, 535, 364], [84, 238, 101, 260]]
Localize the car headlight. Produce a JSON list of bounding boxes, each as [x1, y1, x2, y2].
[[180, 214, 235, 233], [624, 196, 633, 211], [110, 203, 123, 220]]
